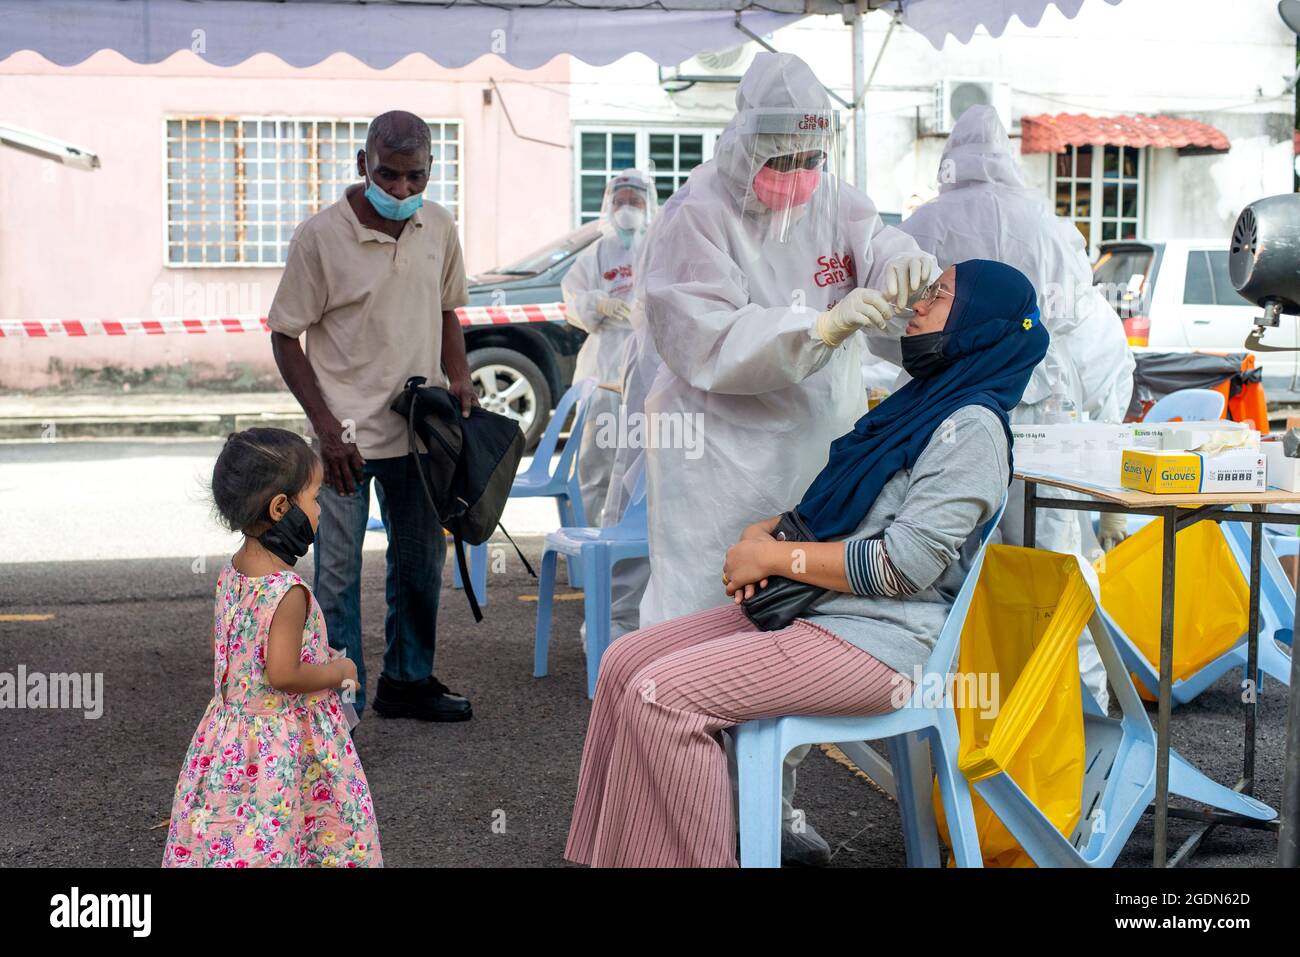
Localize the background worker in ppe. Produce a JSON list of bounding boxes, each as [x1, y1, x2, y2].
[[637, 51, 936, 864], [596, 201, 680, 647], [890, 104, 1135, 709], [562, 169, 658, 527]]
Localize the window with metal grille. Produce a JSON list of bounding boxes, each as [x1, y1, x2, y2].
[[164, 117, 462, 266]]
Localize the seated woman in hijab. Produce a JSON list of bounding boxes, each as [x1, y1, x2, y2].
[[565, 259, 1049, 868]]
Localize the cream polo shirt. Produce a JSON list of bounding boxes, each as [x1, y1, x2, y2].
[[268, 193, 470, 460]]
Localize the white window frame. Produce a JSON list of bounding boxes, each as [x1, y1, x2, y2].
[[1048, 143, 1147, 255], [161, 115, 463, 268], [572, 125, 722, 226]]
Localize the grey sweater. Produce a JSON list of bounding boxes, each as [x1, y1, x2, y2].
[[806, 404, 1009, 676]]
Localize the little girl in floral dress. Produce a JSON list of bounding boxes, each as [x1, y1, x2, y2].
[[163, 428, 382, 867]]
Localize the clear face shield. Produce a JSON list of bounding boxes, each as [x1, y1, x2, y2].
[[600, 169, 659, 245], [737, 108, 841, 246]]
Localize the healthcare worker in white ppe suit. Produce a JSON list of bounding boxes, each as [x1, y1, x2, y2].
[[572, 196, 682, 654], [638, 51, 935, 864], [894, 104, 1136, 710], [594, 311, 656, 646], [596, 200, 681, 646], [562, 169, 658, 527]]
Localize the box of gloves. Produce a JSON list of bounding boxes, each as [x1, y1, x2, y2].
[[1120, 447, 1266, 494]]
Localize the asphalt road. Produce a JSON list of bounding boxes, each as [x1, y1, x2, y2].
[[0, 439, 1293, 867]]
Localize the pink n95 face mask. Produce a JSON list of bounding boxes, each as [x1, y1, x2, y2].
[[752, 166, 821, 210]]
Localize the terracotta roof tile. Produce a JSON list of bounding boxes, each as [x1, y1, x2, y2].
[[1020, 113, 1230, 154]]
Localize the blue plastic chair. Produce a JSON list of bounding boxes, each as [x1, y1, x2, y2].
[[452, 377, 599, 601], [534, 469, 648, 698], [1268, 531, 1300, 560], [1094, 517, 1293, 706], [1144, 388, 1225, 423], [733, 500, 1008, 869], [1217, 516, 1294, 691]]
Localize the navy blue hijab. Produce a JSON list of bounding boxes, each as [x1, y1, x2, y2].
[[795, 259, 1049, 540]]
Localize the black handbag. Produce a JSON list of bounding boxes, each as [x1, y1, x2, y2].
[[740, 509, 828, 632], [390, 376, 534, 622]]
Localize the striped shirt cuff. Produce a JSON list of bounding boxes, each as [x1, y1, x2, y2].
[[844, 538, 918, 597]]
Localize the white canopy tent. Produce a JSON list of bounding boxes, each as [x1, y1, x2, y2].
[[0, 0, 1123, 182], [0, 1, 1122, 65]]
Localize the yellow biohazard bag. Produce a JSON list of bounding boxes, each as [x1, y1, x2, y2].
[[935, 545, 1092, 867], [1095, 518, 1248, 697]]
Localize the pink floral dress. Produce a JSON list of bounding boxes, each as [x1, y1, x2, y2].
[[163, 566, 382, 867]]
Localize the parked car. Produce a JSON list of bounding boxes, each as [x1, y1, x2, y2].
[[460, 223, 599, 447], [1093, 238, 1299, 402], [463, 212, 908, 447]]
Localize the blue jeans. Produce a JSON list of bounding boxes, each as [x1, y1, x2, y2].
[[313, 455, 446, 714]]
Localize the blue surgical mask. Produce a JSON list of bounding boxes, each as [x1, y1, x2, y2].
[[365, 177, 424, 221]]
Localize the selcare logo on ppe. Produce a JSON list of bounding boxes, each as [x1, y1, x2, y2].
[[814, 253, 855, 288], [798, 113, 831, 131], [602, 264, 633, 282]]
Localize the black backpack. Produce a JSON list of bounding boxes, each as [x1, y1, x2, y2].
[[390, 376, 535, 621]]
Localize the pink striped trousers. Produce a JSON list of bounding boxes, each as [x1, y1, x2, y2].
[[564, 603, 907, 868]]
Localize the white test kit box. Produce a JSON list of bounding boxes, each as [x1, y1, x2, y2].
[[1011, 423, 1134, 453], [1011, 423, 1133, 485], [1262, 441, 1300, 492], [1127, 420, 1250, 450]]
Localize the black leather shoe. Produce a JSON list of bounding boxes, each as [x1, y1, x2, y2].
[[372, 674, 473, 722]]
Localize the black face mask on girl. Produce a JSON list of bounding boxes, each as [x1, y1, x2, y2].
[[258, 504, 316, 566], [900, 331, 956, 380]]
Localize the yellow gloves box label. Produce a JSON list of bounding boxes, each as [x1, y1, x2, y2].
[[1120, 448, 1266, 494]]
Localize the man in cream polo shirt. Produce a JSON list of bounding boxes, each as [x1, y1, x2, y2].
[[269, 111, 475, 722]]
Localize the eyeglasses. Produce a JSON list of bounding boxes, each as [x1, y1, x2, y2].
[[764, 151, 826, 173], [917, 278, 953, 306]]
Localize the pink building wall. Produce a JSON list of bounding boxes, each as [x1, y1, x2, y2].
[[0, 51, 572, 389]]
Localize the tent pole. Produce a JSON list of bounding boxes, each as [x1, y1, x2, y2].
[[850, 8, 868, 190]]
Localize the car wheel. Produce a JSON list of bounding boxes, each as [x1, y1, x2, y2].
[[467, 347, 552, 449]]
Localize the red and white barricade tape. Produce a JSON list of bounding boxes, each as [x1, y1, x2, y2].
[[0, 317, 271, 337], [0, 303, 568, 337], [456, 302, 568, 325]]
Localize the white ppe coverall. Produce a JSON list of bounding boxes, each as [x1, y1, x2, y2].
[[637, 52, 933, 844], [562, 169, 657, 526], [639, 52, 932, 627]]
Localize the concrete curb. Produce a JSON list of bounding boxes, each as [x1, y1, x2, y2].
[[0, 391, 306, 440], [0, 411, 307, 440]]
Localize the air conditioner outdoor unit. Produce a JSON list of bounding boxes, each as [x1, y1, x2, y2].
[[660, 44, 759, 87], [931, 78, 1011, 134]]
